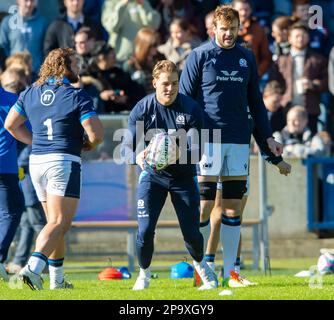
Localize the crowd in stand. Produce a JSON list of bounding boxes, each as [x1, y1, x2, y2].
[[1, 0, 334, 157]]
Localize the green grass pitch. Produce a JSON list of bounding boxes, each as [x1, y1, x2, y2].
[[1, 258, 334, 300]]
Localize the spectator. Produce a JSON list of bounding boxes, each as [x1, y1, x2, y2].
[[270, 15, 295, 61], [89, 44, 145, 113], [5, 51, 33, 83], [154, 0, 206, 42], [74, 27, 98, 76], [58, 0, 105, 27], [269, 22, 328, 135], [123, 27, 165, 94], [44, 0, 103, 55], [274, 105, 331, 158], [0, 0, 48, 74], [232, 0, 272, 77], [292, 0, 331, 57], [0, 67, 28, 94], [158, 17, 201, 72], [102, 0, 161, 63], [263, 80, 286, 132], [74, 26, 103, 111], [204, 10, 215, 40]]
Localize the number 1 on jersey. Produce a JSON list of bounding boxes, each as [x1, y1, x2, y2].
[[43, 118, 53, 140]]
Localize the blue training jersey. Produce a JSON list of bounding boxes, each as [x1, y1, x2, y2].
[[13, 78, 97, 157], [179, 39, 272, 144], [125, 93, 203, 179], [0, 87, 18, 174]]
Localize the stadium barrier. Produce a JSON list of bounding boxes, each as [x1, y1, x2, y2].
[[70, 219, 262, 272]]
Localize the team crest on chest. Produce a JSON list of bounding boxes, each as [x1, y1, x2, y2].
[[176, 114, 185, 125], [239, 58, 248, 68]]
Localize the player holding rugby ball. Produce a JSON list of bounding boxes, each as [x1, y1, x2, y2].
[[124, 60, 218, 291]]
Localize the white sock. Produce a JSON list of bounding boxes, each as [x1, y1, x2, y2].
[[200, 220, 211, 252], [27, 254, 47, 275], [220, 217, 241, 279], [49, 265, 64, 284], [139, 267, 151, 279]]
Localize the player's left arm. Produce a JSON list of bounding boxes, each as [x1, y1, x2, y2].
[[247, 53, 283, 156], [5, 106, 32, 145], [252, 126, 291, 176]]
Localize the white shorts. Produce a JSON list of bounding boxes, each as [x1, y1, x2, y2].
[[199, 143, 249, 177], [217, 175, 250, 196], [29, 154, 82, 202]]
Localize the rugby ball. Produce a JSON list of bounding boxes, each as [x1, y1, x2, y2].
[[317, 252, 334, 275], [144, 132, 178, 171]]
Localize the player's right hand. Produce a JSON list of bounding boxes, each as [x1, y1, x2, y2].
[[82, 134, 94, 151], [276, 160, 291, 176]]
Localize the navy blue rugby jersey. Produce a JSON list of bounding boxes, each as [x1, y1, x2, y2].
[[125, 93, 203, 179], [0, 87, 18, 174], [13, 78, 97, 157], [180, 39, 272, 144]]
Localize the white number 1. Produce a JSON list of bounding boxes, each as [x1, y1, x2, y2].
[[43, 118, 53, 140]]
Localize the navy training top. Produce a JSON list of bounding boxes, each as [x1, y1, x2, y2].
[[124, 93, 204, 179], [180, 40, 272, 144], [13, 77, 97, 157]]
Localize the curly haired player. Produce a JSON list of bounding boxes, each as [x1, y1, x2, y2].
[[5, 48, 104, 290]]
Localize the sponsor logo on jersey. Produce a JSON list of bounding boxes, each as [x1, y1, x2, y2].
[[41, 90, 55, 106], [239, 58, 248, 67], [216, 70, 243, 82], [137, 199, 145, 209], [222, 70, 239, 77], [176, 114, 185, 125]]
